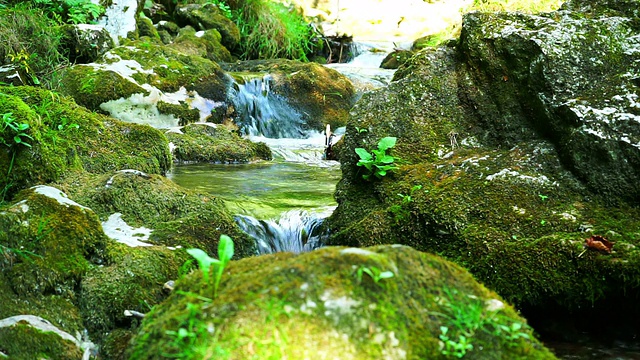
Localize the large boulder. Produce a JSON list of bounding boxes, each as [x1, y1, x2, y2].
[[324, 1, 640, 326], [457, 0, 640, 203], [127, 245, 556, 359], [0, 86, 171, 201]]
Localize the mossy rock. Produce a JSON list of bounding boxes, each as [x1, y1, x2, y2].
[[0, 185, 108, 297], [457, 5, 640, 203], [169, 26, 233, 63], [0, 272, 87, 359], [324, 9, 640, 317], [137, 16, 161, 41], [174, 3, 240, 50], [380, 49, 414, 69], [223, 59, 356, 131], [60, 24, 115, 64], [127, 245, 556, 359], [79, 242, 182, 336], [0, 86, 171, 199], [166, 123, 272, 163], [59, 40, 231, 127], [57, 170, 257, 258]]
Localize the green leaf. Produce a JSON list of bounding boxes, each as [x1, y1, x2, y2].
[[218, 234, 234, 265], [355, 148, 372, 161], [378, 271, 394, 279], [377, 154, 395, 164], [377, 137, 397, 151]]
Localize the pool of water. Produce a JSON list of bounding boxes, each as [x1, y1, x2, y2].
[[167, 161, 341, 220]]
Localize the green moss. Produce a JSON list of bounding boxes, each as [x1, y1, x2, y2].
[[166, 123, 272, 163], [169, 26, 233, 63], [0, 324, 83, 360], [59, 65, 148, 111], [127, 245, 556, 359], [79, 242, 182, 335], [137, 16, 160, 41], [0, 86, 171, 199], [157, 101, 200, 125], [0, 185, 108, 297]]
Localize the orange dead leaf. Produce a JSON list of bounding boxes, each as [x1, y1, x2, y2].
[[585, 235, 613, 254]]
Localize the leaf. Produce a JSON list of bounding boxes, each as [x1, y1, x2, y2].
[[378, 271, 394, 279], [585, 235, 613, 254], [377, 154, 395, 164], [377, 137, 397, 151], [218, 234, 234, 265], [355, 147, 372, 161]]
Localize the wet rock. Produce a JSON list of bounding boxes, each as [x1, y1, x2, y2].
[[166, 123, 271, 163], [0, 86, 171, 200], [223, 59, 356, 131], [127, 245, 556, 359], [380, 49, 414, 69]]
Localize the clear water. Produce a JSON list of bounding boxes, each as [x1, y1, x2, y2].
[[167, 161, 340, 220]]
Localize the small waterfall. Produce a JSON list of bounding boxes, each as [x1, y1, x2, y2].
[[230, 75, 308, 139], [235, 208, 334, 255]]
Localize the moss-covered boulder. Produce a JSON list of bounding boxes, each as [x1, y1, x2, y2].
[[457, 0, 640, 203], [0, 86, 171, 200], [223, 59, 356, 132], [0, 187, 102, 359], [0, 185, 108, 297], [57, 170, 257, 258], [324, 1, 640, 326], [79, 242, 182, 336], [166, 123, 271, 163], [169, 26, 233, 63], [174, 3, 241, 50], [127, 245, 556, 359], [59, 40, 231, 128]]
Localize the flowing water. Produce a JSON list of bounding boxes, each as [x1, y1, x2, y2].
[[168, 69, 352, 254]]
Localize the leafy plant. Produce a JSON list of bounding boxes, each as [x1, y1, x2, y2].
[[207, 0, 232, 19], [389, 184, 422, 223], [355, 265, 394, 284], [186, 234, 234, 296], [33, 0, 104, 24], [439, 326, 474, 358], [1, 112, 33, 149], [355, 136, 398, 180]]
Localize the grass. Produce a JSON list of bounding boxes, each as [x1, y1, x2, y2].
[[0, 3, 66, 87], [230, 0, 314, 60]]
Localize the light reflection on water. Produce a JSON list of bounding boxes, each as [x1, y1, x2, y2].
[[167, 160, 341, 220]]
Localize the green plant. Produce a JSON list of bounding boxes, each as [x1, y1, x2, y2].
[[232, 0, 314, 60], [439, 326, 474, 358], [355, 136, 399, 180], [1, 112, 33, 149], [436, 287, 534, 358], [355, 126, 368, 133], [538, 194, 548, 201], [208, 0, 232, 19], [186, 234, 234, 296], [389, 184, 422, 223], [355, 265, 394, 284], [33, 0, 104, 24]]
